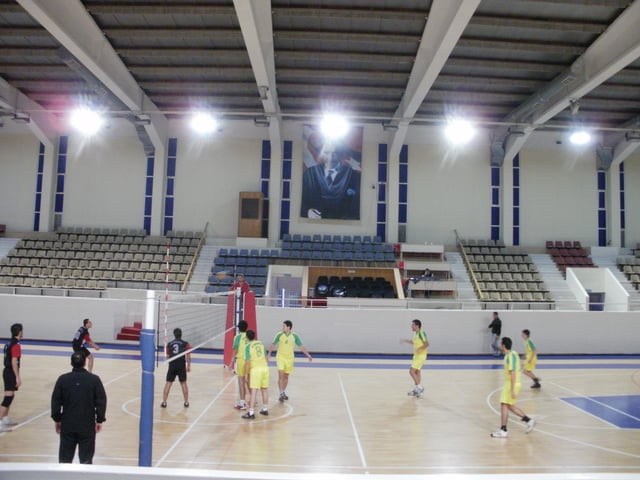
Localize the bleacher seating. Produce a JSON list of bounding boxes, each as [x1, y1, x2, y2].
[[207, 247, 271, 297], [276, 233, 394, 267], [461, 239, 551, 305], [546, 240, 595, 276], [0, 228, 202, 291], [616, 254, 640, 291]]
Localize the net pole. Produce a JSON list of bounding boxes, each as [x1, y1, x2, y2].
[[163, 240, 170, 358], [139, 289, 156, 467]]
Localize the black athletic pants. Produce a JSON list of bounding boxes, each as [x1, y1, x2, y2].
[[59, 430, 96, 464]]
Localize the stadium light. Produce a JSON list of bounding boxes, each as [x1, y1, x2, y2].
[[569, 130, 591, 145], [320, 113, 350, 140], [190, 112, 218, 134], [69, 107, 104, 135], [444, 118, 475, 145]]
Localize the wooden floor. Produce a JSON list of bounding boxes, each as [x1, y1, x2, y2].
[[1, 342, 639, 476]]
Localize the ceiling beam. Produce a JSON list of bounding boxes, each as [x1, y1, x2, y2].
[[234, 0, 281, 146], [0, 76, 57, 147], [492, 0, 640, 165], [389, 0, 481, 158], [598, 116, 640, 167], [17, 0, 167, 154]]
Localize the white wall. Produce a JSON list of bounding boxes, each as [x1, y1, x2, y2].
[[1, 293, 638, 355], [406, 142, 492, 245], [172, 134, 263, 238], [63, 134, 147, 228], [519, 147, 599, 247], [0, 134, 40, 231], [1, 121, 639, 250], [622, 153, 640, 245]]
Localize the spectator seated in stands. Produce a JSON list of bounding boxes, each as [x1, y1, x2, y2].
[[411, 268, 435, 284]]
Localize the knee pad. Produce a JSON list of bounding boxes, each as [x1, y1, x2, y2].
[[1, 395, 14, 408]]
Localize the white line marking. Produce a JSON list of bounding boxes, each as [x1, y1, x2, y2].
[[550, 380, 640, 422], [338, 372, 367, 471], [154, 375, 236, 468], [0, 369, 136, 435], [486, 385, 640, 460]]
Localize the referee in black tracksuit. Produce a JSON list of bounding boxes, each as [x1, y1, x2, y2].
[[51, 352, 107, 464]]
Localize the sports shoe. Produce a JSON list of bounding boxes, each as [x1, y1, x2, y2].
[[184, 402, 189, 408], [160, 402, 167, 408], [1, 417, 17, 426], [417, 385, 424, 393], [491, 429, 508, 438], [525, 418, 536, 433], [234, 403, 247, 410], [282, 393, 289, 400], [242, 412, 255, 420], [259, 409, 269, 416], [278, 393, 286, 402], [407, 388, 418, 396], [531, 381, 541, 389]]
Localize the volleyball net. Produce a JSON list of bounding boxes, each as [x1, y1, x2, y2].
[[157, 292, 232, 365]]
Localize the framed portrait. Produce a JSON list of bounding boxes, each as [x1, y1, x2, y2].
[[300, 125, 363, 220]]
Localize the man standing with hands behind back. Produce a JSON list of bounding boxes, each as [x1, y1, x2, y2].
[[488, 312, 502, 357], [51, 352, 107, 464]]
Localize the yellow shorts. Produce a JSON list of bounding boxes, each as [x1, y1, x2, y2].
[[235, 358, 247, 377], [411, 354, 427, 370], [524, 357, 537, 371], [276, 356, 294, 374], [249, 366, 269, 389], [500, 382, 521, 405]]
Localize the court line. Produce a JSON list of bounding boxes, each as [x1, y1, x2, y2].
[[153, 375, 236, 468], [485, 387, 640, 460], [338, 372, 368, 471], [120, 393, 295, 426], [550, 380, 640, 423], [0, 369, 137, 435]]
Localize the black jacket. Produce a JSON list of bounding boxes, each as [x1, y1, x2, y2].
[[51, 367, 107, 433]]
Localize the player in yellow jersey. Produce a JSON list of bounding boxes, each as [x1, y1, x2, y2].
[[491, 337, 536, 438], [402, 319, 429, 397], [267, 320, 312, 402], [241, 330, 269, 419], [230, 320, 249, 410], [521, 329, 541, 389]]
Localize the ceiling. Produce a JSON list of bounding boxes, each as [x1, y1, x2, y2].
[[1, 0, 640, 163]]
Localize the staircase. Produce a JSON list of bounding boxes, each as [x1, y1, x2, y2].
[[530, 253, 581, 310], [116, 322, 142, 341], [591, 251, 640, 308], [445, 252, 480, 307], [186, 243, 218, 293], [0, 237, 20, 260]]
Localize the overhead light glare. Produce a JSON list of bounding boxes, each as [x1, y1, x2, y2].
[[69, 108, 103, 135], [190, 112, 217, 134], [320, 113, 349, 139], [569, 130, 591, 145], [445, 119, 475, 144]]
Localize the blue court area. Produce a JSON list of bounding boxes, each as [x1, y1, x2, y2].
[[561, 395, 640, 429]]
